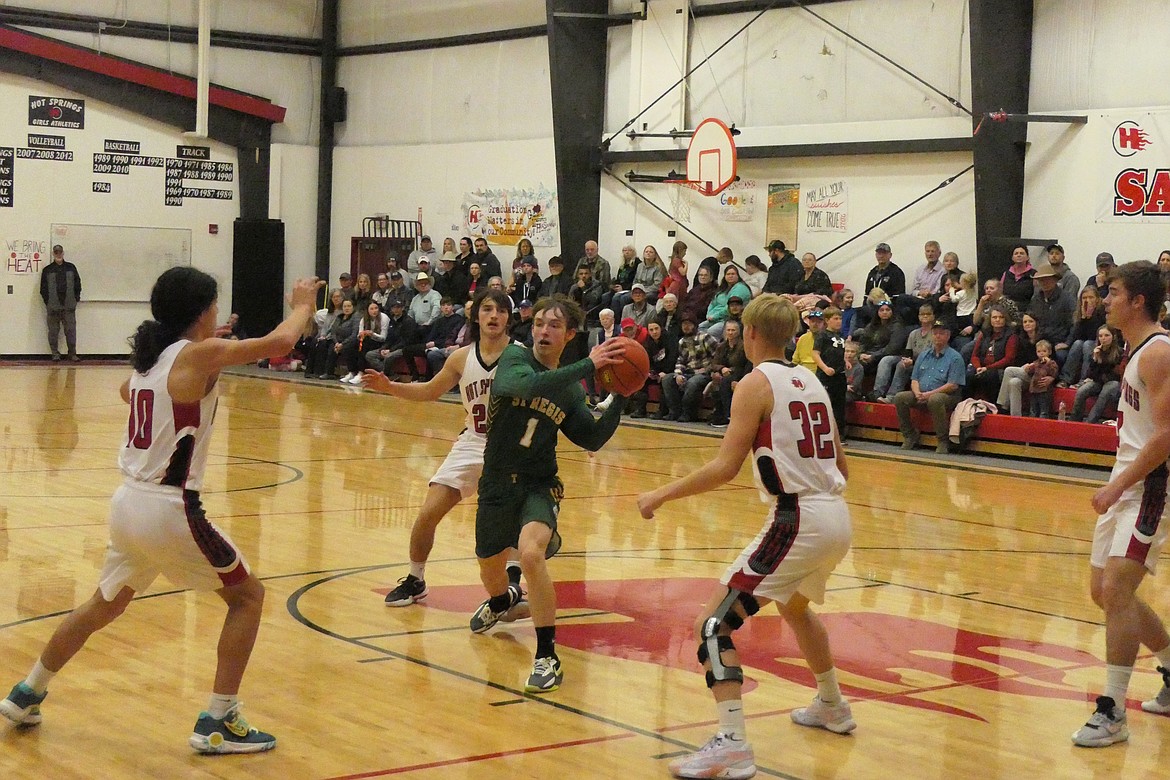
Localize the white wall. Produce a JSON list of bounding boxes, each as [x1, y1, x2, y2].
[[0, 76, 240, 356]]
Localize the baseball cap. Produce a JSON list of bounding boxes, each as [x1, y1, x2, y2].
[[390, 299, 405, 307], [420, 234, 431, 242], [521, 257, 537, 268], [931, 320, 951, 330], [418, 257, 430, 265], [389, 271, 401, 280], [339, 272, 352, 280], [519, 299, 533, 309], [621, 317, 637, 329], [765, 240, 786, 251], [806, 309, 823, 318], [631, 283, 647, 293], [728, 296, 743, 305], [1096, 252, 1115, 267], [1032, 262, 1058, 279], [680, 312, 698, 324], [875, 242, 891, 253], [52, 244, 63, 253]]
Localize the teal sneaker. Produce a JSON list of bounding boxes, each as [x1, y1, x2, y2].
[[0, 682, 46, 726], [189, 705, 276, 754]]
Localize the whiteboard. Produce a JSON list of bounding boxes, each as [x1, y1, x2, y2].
[[49, 224, 192, 302]]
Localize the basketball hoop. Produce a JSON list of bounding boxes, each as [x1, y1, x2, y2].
[[666, 118, 738, 196]]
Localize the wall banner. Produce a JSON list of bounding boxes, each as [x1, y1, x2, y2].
[[804, 179, 849, 233], [719, 178, 757, 222], [766, 183, 801, 250], [1098, 111, 1170, 223], [461, 186, 559, 247]]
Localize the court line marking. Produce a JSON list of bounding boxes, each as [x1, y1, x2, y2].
[[350, 610, 614, 641]]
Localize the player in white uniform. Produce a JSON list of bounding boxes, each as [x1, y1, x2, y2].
[[639, 294, 854, 780], [1072, 260, 1170, 748], [362, 289, 528, 618], [0, 267, 322, 754]]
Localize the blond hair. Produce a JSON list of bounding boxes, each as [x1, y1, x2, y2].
[[742, 293, 801, 349]]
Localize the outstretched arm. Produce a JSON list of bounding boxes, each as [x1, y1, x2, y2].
[[361, 345, 467, 400]]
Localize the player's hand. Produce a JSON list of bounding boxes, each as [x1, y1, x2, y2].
[[1092, 481, 1125, 515], [289, 277, 325, 309], [638, 489, 664, 519], [588, 338, 626, 368], [360, 370, 394, 394]]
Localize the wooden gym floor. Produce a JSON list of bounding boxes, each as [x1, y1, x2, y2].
[[1, 364, 1167, 779]]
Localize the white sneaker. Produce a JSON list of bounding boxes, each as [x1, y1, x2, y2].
[[1141, 666, 1170, 714], [790, 695, 856, 734], [339, 373, 355, 383], [668, 733, 755, 779], [1072, 696, 1129, 747]]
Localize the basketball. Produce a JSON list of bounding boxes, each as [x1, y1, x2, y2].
[[595, 336, 650, 396]]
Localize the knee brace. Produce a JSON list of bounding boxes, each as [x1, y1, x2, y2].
[[695, 589, 750, 688]]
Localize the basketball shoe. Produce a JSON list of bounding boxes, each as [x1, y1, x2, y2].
[[1072, 695, 1129, 747], [189, 704, 276, 754], [0, 682, 46, 726], [1141, 666, 1170, 714], [790, 695, 857, 734], [469, 584, 522, 633], [525, 656, 563, 694], [500, 587, 531, 622], [668, 732, 756, 779], [384, 574, 428, 607]]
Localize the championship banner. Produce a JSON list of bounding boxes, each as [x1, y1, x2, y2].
[[766, 183, 801, 249], [461, 186, 559, 247], [719, 178, 757, 222], [804, 179, 849, 233], [1098, 111, 1170, 223]]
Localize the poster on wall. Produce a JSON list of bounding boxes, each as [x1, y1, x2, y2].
[[804, 180, 849, 233], [766, 183, 801, 249], [719, 178, 757, 222], [1098, 111, 1170, 223], [461, 186, 559, 247]]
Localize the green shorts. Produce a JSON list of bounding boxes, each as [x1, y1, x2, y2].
[[475, 474, 563, 559]]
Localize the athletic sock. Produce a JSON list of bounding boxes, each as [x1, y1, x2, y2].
[[409, 561, 426, 581], [717, 699, 748, 742], [488, 591, 512, 614], [506, 562, 522, 587], [535, 626, 557, 660], [24, 660, 55, 696], [207, 693, 238, 720], [1104, 664, 1133, 707], [1155, 645, 1170, 672], [814, 668, 843, 705]]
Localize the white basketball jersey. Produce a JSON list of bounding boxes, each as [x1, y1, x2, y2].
[[119, 340, 219, 492], [1113, 332, 1170, 495], [459, 342, 501, 441], [751, 361, 847, 500]]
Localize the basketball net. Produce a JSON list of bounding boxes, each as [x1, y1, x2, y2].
[[669, 183, 695, 222]]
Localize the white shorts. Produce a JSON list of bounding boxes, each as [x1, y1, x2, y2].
[[1091, 482, 1169, 573], [97, 481, 250, 600], [722, 493, 851, 605], [429, 431, 485, 499]]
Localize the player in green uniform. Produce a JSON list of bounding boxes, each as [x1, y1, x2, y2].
[[470, 295, 628, 693]]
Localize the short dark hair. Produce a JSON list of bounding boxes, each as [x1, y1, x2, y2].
[[1110, 260, 1165, 321], [533, 294, 584, 332]]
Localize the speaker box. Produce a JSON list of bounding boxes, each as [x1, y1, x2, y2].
[[232, 219, 285, 338], [325, 86, 347, 123]]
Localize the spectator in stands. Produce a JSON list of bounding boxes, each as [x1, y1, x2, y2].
[[742, 254, 768, 298], [338, 272, 355, 302], [812, 306, 848, 434], [942, 251, 962, 277], [216, 312, 245, 340], [763, 240, 801, 295], [387, 256, 412, 290], [1059, 286, 1107, 386], [486, 276, 511, 310], [656, 292, 682, 343], [438, 238, 457, 269], [1157, 249, 1170, 273], [408, 235, 437, 273], [321, 298, 358, 380], [509, 256, 542, 309], [573, 240, 610, 289], [844, 341, 865, 403], [428, 300, 474, 378], [852, 287, 886, 332], [872, 303, 936, 403], [384, 270, 413, 311], [417, 297, 465, 380], [509, 300, 535, 346], [621, 283, 655, 328], [630, 320, 677, 419], [791, 251, 834, 303], [366, 299, 422, 380], [1001, 244, 1036, 308], [472, 237, 502, 280], [724, 297, 745, 336], [1044, 243, 1080, 299], [587, 308, 620, 406], [571, 265, 606, 328], [352, 273, 374, 315], [466, 262, 484, 301], [853, 299, 907, 379], [966, 307, 1018, 400], [832, 288, 857, 337], [893, 321, 965, 453], [408, 273, 442, 328], [896, 240, 946, 323], [701, 265, 752, 338], [658, 313, 717, 422], [793, 309, 824, 373], [609, 244, 640, 309], [996, 311, 1041, 416], [972, 277, 1020, 333], [435, 253, 469, 304], [707, 320, 748, 428], [620, 317, 647, 345], [1030, 262, 1076, 364], [1070, 326, 1125, 423], [1083, 252, 1116, 295], [659, 240, 690, 302], [1024, 339, 1058, 418], [305, 288, 345, 379], [539, 255, 573, 298], [864, 242, 906, 297], [692, 255, 721, 291], [511, 237, 537, 275], [682, 265, 718, 325], [455, 236, 474, 272], [372, 273, 392, 311], [341, 301, 390, 384], [618, 245, 665, 309]]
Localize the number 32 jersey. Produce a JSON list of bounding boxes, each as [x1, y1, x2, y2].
[[752, 360, 846, 500]]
